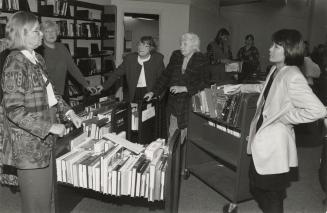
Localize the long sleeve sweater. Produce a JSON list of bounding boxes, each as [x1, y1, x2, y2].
[[40, 43, 89, 95]]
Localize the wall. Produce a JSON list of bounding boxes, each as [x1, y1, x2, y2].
[[188, 0, 228, 53], [123, 17, 159, 52], [82, 0, 187, 65], [308, 0, 327, 48], [219, 0, 323, 71]]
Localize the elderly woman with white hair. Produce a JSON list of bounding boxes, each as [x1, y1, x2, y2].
[[145, 32, 208, 143]]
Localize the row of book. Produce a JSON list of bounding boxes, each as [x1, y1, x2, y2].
[[56, 133, 168, 201], [0, 0, 30, 11], [56, 21, 101, 38], [39, 0, 70, 16], [78, 99, 128, 140], [192, 85, 244, 128]]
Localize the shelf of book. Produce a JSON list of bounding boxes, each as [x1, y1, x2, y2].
[[186, 92, 259, 208]]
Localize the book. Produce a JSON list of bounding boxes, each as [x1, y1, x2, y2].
[[149, 149, 164, 201], [130, 155, 146, 197], [103, 133, 144, 154], [137, 159, 150, 197]]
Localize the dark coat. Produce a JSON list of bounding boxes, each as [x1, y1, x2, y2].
[[152, 50, 209, 128], [102, 52, 165, 102]]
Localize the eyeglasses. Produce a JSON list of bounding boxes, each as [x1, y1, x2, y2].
[[44, 29, 57, 34], [32, 30, 43, 36], [137, 42, 150, 48]]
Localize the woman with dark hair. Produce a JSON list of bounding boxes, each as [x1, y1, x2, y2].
[[225, 29, 326, 213], [207, 28, 233, 65], [97, 36, 165, 102], [237, 34, 261, 81], [206, 28, 234, 84]]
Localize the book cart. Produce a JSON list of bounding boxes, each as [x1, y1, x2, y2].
[[54, 99, 181, 213], [184, 93, 259, 212]]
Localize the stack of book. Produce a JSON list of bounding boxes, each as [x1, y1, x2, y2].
[[192, 85, 244, 129], [56, 133, 168, 201]]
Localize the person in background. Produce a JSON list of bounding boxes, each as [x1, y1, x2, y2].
[[226, 29, 326, 213], [0, 11, 83, 213], [237, 34, 261, 81], [206, 28, 234, 84], [207, 28, 233, 65], [36, 20, 95, 96], [304, 40, 310, 57], [144, 32, 208, 154], [96, 36, 165, 102]]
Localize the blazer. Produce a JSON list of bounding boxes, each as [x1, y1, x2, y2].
[[102, 52, 165, 102], [242, 65, 326, 175], [0, 50, 71, 169]]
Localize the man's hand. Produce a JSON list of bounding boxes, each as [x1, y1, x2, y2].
[[170, 86, 187, 94], [49, 124, 66, 137], [144, 92, 154, 101]]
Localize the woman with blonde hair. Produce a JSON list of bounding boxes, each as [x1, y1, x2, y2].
[[36, 20, 94, 96], [0, 11, 82, 213]]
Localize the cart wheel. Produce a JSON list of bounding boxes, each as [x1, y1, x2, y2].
[[222, 203, 238, 213], [182, 169, 190, 180]]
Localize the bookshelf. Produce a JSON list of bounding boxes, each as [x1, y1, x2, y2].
[[185, 93, 259, 211], [0, 0, 117, 107]]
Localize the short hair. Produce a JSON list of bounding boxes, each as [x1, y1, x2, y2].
[[6, 11, 39, 50], [272, 29, 304, 66], [245, 34, 254, 41], [40, 20, 60, 35], [139, 36, 157, 53], [181, 32, 200, 52], [214, 28, 230, 44]]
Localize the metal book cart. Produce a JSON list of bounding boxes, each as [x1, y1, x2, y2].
[[54, 100, 181, 213], [184, 93, 259, 212]]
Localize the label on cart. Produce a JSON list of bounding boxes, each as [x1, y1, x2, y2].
[[142, 106, 155, 122]]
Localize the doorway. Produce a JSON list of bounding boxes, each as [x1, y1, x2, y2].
[[123, 13, 160, 55]]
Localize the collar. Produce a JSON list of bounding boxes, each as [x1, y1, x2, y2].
[[138, 55, 151, 64], [183, 52, 195, 61], [21, 50, 38, 64]]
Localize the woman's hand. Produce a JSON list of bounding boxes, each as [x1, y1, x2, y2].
[[144, 92, 154, 101], [86, 86, 97, 95], [49, 124, 66, 137], [67, 111, 83, 128], [170, 86, 187, 94], [96, 85, 104, 93]]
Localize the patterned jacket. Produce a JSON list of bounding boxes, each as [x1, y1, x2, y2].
[[152, 50, 208, 128], [0, 50, 71, 169]]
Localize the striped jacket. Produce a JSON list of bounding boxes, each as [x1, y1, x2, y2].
[[0, 50, 71, 169]]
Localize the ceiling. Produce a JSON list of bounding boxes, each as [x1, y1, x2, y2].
[[219, 0, 287, 6]]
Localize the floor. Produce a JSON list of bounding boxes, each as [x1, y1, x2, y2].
[[0, 145, 325, 213]]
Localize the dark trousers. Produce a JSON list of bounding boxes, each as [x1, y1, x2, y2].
[[249, 160, 288, 213], [250, 184, 286, 213], [17, 155, 53, 213]]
